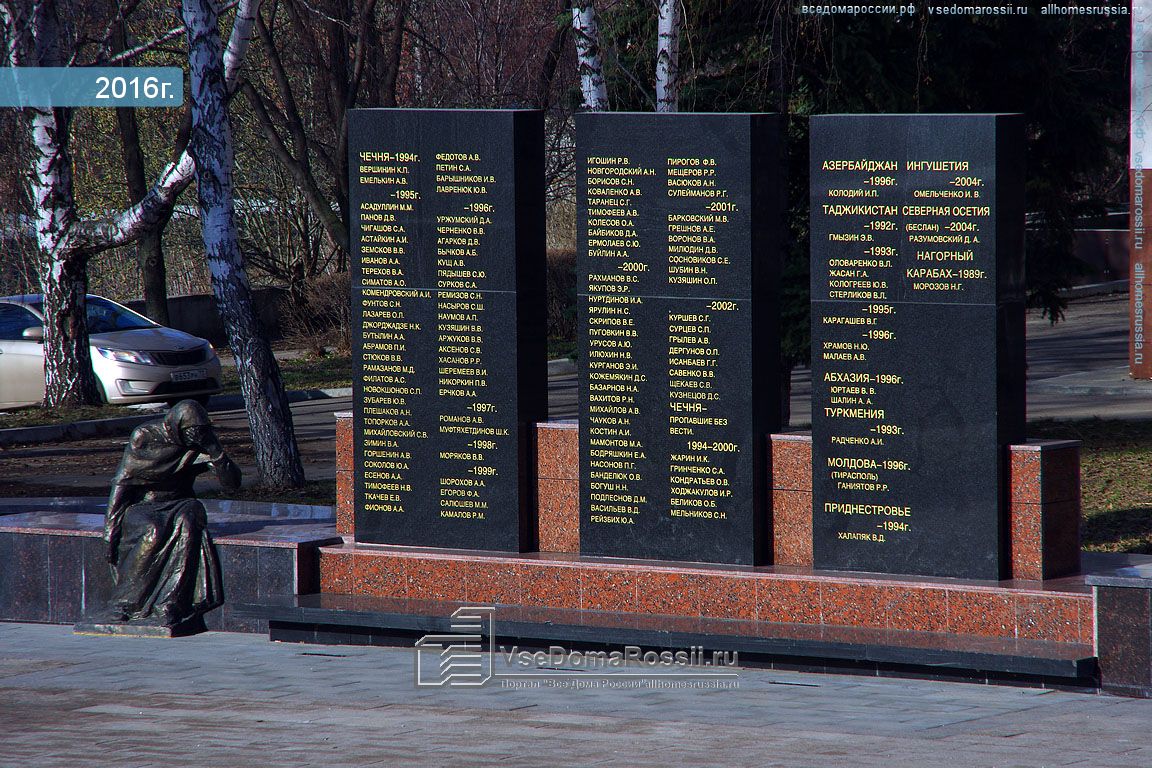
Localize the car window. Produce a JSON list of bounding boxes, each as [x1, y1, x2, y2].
[[85, 297, 156, 333], [0, 304, 41, 341]]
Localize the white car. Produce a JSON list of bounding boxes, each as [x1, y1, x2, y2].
[[0, 294, 223, 408]]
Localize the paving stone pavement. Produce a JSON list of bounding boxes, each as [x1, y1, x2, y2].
[[1, 622, 1151, 767]]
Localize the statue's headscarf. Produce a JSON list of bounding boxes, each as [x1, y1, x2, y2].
[[113, 400, 221, 487]]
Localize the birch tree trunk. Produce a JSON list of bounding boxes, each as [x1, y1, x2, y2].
[[182, 0, 305, 488], [571, 0, 608, 110], [27, 0, 102, 406], [655, 0, 680, 112]]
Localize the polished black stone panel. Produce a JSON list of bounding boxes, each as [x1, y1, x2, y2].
[[349, 109, 547, 552], [0, 534, 21, 620], [203, 605, 225, 631], [81, 537, 116, 618], [1087, 560, 1152, 696], [576, 112, 784, 565], [204, 544, 272, 634], [259, 547, 298, 598], [809, 114, 1026, 580], [220, 544, 259, 602]]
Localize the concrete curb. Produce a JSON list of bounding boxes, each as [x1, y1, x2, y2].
[[1031, 382, 1152, 398], [1060, 280, 1128, 300], [548, 358, 577, 376], [1029, 367, 1152, 398], [207, 387, 353, 412], [0, 387, 354, 448], [0, 413, 158, 448]]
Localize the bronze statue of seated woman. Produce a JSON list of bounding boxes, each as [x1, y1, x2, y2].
[[92, 399, 241, 634]]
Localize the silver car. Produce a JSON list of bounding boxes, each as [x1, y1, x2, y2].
[[0, 294, 223, 408]]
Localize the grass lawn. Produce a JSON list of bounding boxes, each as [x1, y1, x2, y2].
[[548, 338, 577, 360], [222, 354, 353, 393], [0, 404, 150, 430], [200, 480, 337, 507], [1030, 419, 1152, 553]]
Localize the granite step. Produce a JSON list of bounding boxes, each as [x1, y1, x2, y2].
[[234, 592, 1097, 682]]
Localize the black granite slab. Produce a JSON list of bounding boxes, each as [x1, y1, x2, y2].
[[809, 114, 1026, 580], [576, 112, 784, 565], [0, 532, 50, 623], [349, 109, 547, 552], [47, 535, 85, 624]]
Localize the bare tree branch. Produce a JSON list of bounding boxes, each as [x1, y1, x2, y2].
[[70, 0, 262, 254], [106, 22, 188, 65], [239, 79, 347, 248]]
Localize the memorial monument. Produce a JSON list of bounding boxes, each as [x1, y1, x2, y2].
[[181, 108, 1093, 691], [810, 114, 1026, 580], [577, 112, 783, 565], [348, 109, 547, 551]]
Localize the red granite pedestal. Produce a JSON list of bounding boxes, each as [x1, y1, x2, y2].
[[319, 414, 1097, 682]]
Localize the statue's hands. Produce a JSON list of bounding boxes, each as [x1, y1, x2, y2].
[[211, 454, 243, 492]]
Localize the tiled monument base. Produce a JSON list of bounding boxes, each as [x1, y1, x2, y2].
[[0, 499, 341, 633], [316, 547, 1092, 647], [303, 415, 1100, 683], [242, 552, 1096, 680]]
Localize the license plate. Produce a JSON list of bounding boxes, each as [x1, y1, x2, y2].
[[171, 369, 207, 383]]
